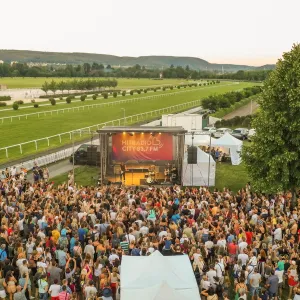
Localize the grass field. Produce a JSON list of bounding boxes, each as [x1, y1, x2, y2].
[[0, 82, 256, 164], [50, 163, 249, 192], [0, 77, 194, 89]]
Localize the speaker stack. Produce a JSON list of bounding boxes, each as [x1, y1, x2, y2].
[[187, 146, 197, 164], [87, 145, 98, 165]]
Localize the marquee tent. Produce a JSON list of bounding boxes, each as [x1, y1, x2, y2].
[[185, 134, 216, 146], [182, 148, 216, 186], [120, 251, 200, 300], [211, 132, 243, 165]]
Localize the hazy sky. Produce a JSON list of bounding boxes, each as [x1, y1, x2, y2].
[[1, 0, 299, 66]]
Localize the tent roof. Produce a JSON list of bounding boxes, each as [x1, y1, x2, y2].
[[212, 132, 242, 147], [185, 134, 216, 146]]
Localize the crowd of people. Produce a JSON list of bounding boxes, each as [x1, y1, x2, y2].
[[0, 166, 300, 300]]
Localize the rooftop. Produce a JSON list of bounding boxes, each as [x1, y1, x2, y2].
[[97, 126, 187, 134]]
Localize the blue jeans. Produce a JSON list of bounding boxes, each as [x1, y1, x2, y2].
[[39, 292, 48, 300]]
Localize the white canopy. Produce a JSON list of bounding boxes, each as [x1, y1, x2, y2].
[[121, 251, 200, 300], [184, 134, 216, 146], [212, 132, 243, 165], [182, 148, 216, 186]]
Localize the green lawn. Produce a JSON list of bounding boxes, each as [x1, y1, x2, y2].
[[0, 77, 194, 89], [52, 165, 99, 187], [215, 162, 249, 192], [0, 82, 256, 163]]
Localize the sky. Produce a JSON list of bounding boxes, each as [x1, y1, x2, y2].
[[1, 0, 299, 66]]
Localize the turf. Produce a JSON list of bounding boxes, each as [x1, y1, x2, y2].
[[0, 77, 194, 89], [0, 82, 256, 163]]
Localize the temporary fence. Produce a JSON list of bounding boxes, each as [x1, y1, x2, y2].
[[0, 99, 201, 159]]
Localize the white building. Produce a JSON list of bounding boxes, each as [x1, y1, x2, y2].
[[162, 113, 203, 132]]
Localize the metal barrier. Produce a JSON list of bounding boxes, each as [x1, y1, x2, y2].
[[0, 99, 201, 159]]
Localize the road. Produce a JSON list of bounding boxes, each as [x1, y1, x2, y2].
[[223, 100, 259, 120], [28, 159, 79, 183]]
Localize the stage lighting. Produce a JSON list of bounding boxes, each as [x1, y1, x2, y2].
[[159, 132, 162, 135], [129, 133, 134, 136], [150, 132, 156, 136]]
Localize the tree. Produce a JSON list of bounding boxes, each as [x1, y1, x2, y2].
[[242, 44, 300, 204], [12, 103, 19, 110], [48, 80, 57, 95], [57, 81, 66, 94], [41, 81, 50, 95]]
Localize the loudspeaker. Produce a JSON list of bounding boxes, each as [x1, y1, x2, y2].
[[187, 146, 197, 164]]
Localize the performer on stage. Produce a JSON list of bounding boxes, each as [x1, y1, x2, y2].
[[164, 167, 170, 182], [120, 162, 126, 182]]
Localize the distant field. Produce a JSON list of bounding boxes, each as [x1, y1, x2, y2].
[[0, 77, 194, 89], [0, 82, 256, 163]]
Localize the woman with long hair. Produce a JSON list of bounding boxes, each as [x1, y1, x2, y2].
[[4, 271, 17, 300]]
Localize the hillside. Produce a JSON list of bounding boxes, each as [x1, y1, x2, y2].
[[0, 49, 275, 72]]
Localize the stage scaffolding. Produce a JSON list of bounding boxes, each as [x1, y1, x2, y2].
[[97, 126, 187, 185]]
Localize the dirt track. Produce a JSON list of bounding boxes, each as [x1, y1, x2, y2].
[[223, 101, 259, 120]]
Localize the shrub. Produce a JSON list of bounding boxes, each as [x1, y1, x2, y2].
[[31, 99, 36, 103], [153, 88, 157, 92], [59, 97, 63, 100], [113, 91, 117, 98], [102, 92, 108, 99], [66, 97, 72, 104], [144, 89, 148, 93], [34, 103, 39, 108], [0, 102, 7, 107], [137, 90, 141, 94], [80, 95, 86, 101], [15, 100, 24, 105], [12, 103, 19, 110], [122, 91, 126, 96], [170, 86, 173, 90], [0, 96, 11, 101], [130, 90, 134, 95], [50, 98, 56, 106], [92, 94, 97, 100], [162, 87, 166, 91], [177, 86, 181, 89], [49, 97, 55, 102]]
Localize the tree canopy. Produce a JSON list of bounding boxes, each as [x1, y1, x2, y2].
[[242, 44, 300, 197]]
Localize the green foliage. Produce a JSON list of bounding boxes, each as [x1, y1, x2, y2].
[[102, 92, 108, 99], [0, 96, 11, 101], [144, 89, 148, 93], [215, 115, 253, 128], [242, 44, 300, 196], [14, 100, 24, 105], [122, 91, 126, 96], [80, 95, 86, 101], [92, 94, 97, 100], [12, 103, 19, 110], [0, 102, 7, 107], [137, 89, 141, 94], [33, 103, 39, 108], [60, 97, 63, 100], [130, 90, 134, 95], [113, 91, 117, 98], [66, 97, 72, 104], [50, 98, 56, 106]]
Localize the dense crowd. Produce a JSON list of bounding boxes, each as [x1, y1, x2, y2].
[[0, 166, 300, 300]]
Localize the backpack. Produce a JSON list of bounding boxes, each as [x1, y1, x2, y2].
[[102, 287, 112, 297], [131, 248, 140, 256], [216, 283, 223, 296], [59, 236, 69, 249]]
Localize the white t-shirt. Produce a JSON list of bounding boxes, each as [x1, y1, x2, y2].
[[49, 284, 61, 297], [206, 270, 217, 285], [237, 253, 249, 266], [275, 270, 284, 283], [239, 241, 248, 253], [273, 228, 282, 241], [84, 286, 97, 299]]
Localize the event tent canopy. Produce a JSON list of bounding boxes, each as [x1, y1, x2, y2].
[[120, 251, 200, 300], [182, 148, 216, 186], [185, 134, 216, 146], [211, 132, 243, 165]]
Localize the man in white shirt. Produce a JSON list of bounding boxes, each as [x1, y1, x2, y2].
[[108, 249, 119, 265], [215, 260, 225, 284], [125, 229, 136, 243], [273, 224, 282, 241], [49, 279, 61, 299], [84, 240, 95, 257], [140, 223, 149, 236], [206, 265, 217, 286], [238, 250, 249, 266], [238, 237, 248, 253]]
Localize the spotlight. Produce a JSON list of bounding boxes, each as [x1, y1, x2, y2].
[[159, 132, 162, 135], [129, 133, 134, 136], [150, 132, 156, 136]]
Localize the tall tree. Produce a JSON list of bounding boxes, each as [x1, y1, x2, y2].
[[242, 44, 300, 204], [41, 81, 49, 95]]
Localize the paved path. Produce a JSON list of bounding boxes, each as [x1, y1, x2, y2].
[[223, 100, 259, 120], [28, 159, 79, 183]]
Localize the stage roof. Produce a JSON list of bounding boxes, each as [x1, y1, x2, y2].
[[97, 126, 187, 134]]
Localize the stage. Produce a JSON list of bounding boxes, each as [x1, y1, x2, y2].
[[97, 126, 187, 186]]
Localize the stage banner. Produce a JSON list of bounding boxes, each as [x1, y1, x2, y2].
[[112, 133, 173, 161]]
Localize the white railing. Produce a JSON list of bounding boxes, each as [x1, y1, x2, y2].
[[0, 82, 231, 123], [0, 99, 201, 159]]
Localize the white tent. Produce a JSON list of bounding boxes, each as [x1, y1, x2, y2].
[[120, 251, 200, 300], [212, 132, 243, 165], [182, 148, 216, 186], [184, 134, 216, 146]]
